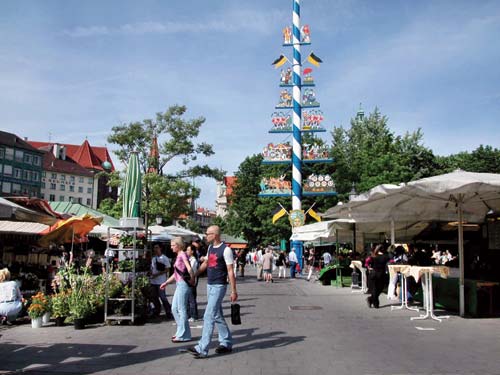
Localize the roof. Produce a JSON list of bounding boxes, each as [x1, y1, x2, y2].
[[221, 234, 248, 248], [223, 176, 237, 197], [41, 150, 93, 176], [48, 201, 120, 227], [0, 220, 48, 234], [28, 140, 115, 172], [0, 131, 44, 154], [0, 197, 61, 225]]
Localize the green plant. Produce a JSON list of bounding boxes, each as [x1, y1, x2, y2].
[[117, 259, 134, 272], [51, 291, 70, 318], [66, 267, 96, 320]]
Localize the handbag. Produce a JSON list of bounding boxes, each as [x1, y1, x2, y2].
[[155, 257, 166, 272], [174, 265, 192, 284], [231, 303, 241, 325]]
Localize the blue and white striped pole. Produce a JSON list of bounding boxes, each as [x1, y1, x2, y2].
[[291, 0, 302, 211], [291, 0, 304, 270]]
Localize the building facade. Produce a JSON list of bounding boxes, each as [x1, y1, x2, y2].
[[0, 131, 43, 198], [215, 176, 237, 218], [28, 140, 118, 209]]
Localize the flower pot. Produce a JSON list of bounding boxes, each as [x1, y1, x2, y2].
[[55, 316, 66, 326], [74, 318, 86, 330], [42, 312, 51, 325], [31, 317, 43, 328]]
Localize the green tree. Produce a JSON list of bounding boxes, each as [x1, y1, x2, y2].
[[107, 105, 224, 224], [436, 145, 500, 174], [331, 108, 437, 200]]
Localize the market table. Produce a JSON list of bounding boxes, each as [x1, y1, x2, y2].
[[349, 260, 368, 293], [388, 264, 419, 313], [409, 266, 450, 322]]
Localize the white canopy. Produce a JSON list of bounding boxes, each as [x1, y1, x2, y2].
[[323, 170, 500, 316]]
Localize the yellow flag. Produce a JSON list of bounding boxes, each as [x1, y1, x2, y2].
[[272, 207, 287, 223], [307, 52, 323, 67], [308, 208, 321, 222], [272, 54, 288, 68]]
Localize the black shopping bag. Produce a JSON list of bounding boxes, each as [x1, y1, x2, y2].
[[231, 303, 241, 325]]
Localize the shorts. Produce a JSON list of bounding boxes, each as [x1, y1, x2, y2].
[[263, 269, 272, 274]]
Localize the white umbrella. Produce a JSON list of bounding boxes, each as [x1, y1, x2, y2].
[[324, 170, 500, 316]]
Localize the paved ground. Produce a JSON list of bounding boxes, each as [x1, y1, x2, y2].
[[1, 272, 500, 375]]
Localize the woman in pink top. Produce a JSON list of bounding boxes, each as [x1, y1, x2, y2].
[[160, 237, 194, 343]]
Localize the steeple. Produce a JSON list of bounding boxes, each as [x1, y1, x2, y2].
[[356, 103, 365, 122]]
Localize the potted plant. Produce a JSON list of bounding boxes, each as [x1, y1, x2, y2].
[[51, 291, 70, 326], [28, 292, 48, 328], [67, 267, 96, 329]]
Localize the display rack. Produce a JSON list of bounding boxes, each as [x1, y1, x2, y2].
[[104, 224, 146, 324]]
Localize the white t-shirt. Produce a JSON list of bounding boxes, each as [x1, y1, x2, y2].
[[210, 242, 234, 265], [322, 252, 332, 264], [150, 254, 171, 285]]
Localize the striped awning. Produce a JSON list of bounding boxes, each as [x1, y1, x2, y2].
[[0, 220, 48, 234]]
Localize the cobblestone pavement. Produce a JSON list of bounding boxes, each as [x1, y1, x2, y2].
[[1, 274, 499, 375]]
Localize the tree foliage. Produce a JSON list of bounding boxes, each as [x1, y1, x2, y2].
[[106, 105, 224, 223], [331, 108, 437, 200]]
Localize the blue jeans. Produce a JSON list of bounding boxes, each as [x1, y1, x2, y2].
[[290, 261, 297, 278], [171, 280, 191, 341], [195, 284, 232, 356]]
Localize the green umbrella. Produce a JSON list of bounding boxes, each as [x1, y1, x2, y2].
[[122, 152, 142, 218]]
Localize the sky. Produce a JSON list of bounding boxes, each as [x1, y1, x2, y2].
[[1, 0, 499, 210]]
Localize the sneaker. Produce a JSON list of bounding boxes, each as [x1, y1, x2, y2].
[[186, 346, 207, 359], [214, 345, 232, 354]]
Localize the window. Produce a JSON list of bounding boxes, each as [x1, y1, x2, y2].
[[15, 149, 23, 162], [0, 148, 4, 158], [24, 154, 32, 164], [3, 165, 12, 175], [42, 171, 46, 177], [33, 155, 41, 166], [86, 198, 91, 206], [5, 148, 14, 160], [51, 173, 57, 179], [14, 168, 21, 178], [88, 178, 93, 184], [59, 196, 65, 201], [49, 194, 55, 201], [79, 176, 84, 183], [77, 197, 82, 204], [87, 187, 92, 194], [12, 183, 21, 194], [50, 183, 56, 190], [31, 171, 39, 181], [70, 176, 75, 183], [1, 182, 11, 193], [60, 184, 65, 191], [78, 186, 83, 193], [23, 170, 29, 180], [69, 196, 74, 202], [41, 182, 46, 189], [60, 174, 66, 181], [69, 185, 74, 192]]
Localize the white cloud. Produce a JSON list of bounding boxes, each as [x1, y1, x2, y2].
[[62, 8, 286, 38]]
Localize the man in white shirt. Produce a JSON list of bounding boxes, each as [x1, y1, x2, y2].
[[322, 251, 332, 267], [288, 248, 298, 278], [150, 243, 173, 319], [255, 248, 264, 281]]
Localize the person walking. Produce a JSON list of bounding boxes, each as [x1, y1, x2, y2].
[[255, 248, 264, 281], [366, 244, 390, 309], [160, 237, 195, 342], [150, 243, 173, 319], [288, 248, 298, 278], [306, 248, 316, 281], [186, 245, 199, 321], [262, 248, 274, 283], [277, 250, 287, 278], [188, 225, 238, 358]]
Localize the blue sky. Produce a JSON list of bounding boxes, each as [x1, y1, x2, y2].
[[1, 0, 499, 209]]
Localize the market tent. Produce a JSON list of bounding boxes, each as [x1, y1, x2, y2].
[[39, 214, 103, 247], [48, 201, 121, 237], [323, 170, 500, 316], [148, 224, 169, 235], [162, 225, 201, 239], [0, 197, 59, 225], [290, 219, 428, 243], [221, 234, 248, 249], [0, 220, 48, 234]]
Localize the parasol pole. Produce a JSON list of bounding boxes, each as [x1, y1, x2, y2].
[[458, 197, 465, 317]]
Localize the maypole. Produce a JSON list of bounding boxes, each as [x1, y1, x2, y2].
[[259, 0, 336, 272], [290, 0, 304, 266]]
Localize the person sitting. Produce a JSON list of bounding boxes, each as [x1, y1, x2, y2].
[[0, 268, 23, 325]]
